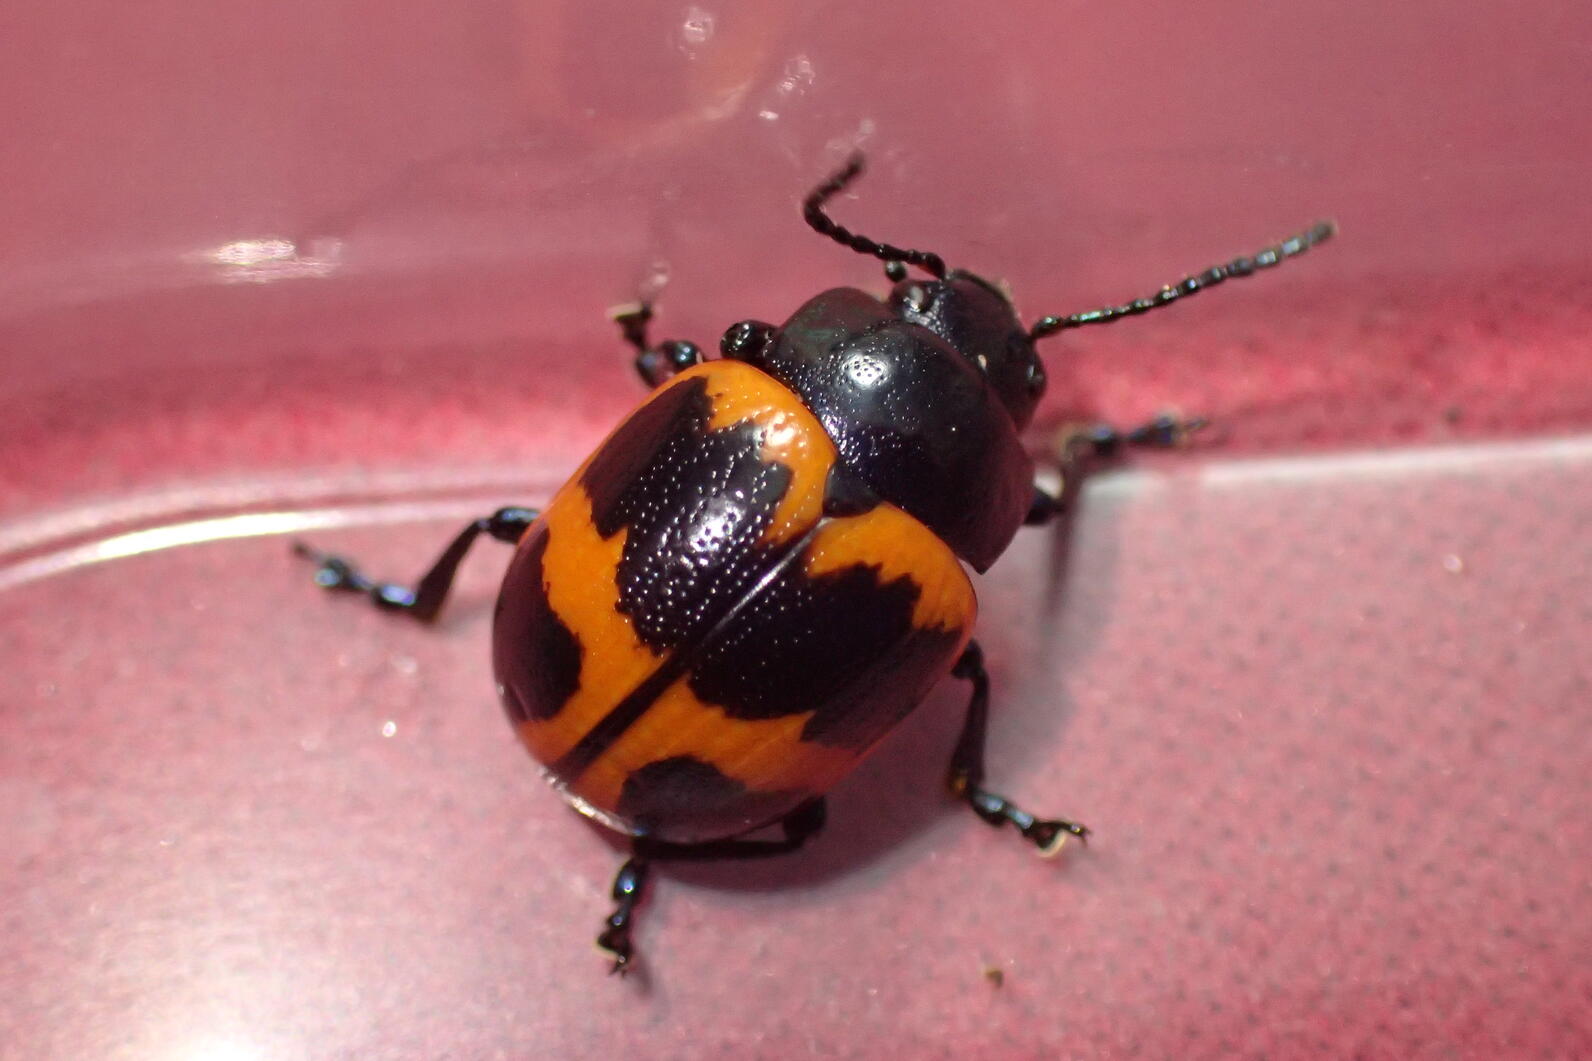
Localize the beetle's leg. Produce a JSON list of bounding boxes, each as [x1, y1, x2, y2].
[[947, 641, 1089, 856], [596, 855, 650, 976], [292, 506, 538, 623], [594, 798, 826, 975], [610, 302, 703, 389], [1024, 487, 1067, 526], [1025, 413, 1209, 525], [1060, 413, 1210, 460]]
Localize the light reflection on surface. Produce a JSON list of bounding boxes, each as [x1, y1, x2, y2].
[[1197, 433, 1592, 487], [209, 239, 296, 266], [197, 238, 342, 283], [842, 352, 889, 390], [0, 501, 493, 593], [1, 434, 1586, 593]]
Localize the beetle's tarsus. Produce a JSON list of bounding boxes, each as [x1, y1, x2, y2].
[[1125, 411, 1210, 448], [295, 507, 534, 622], [597, 856, 649, 980], [1053, 412, 1213, 467], [294, 543, 368, 592], [293, 543, 416, 610]]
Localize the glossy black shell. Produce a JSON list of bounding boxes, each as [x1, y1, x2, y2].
[[730, 287, 1034, 572]]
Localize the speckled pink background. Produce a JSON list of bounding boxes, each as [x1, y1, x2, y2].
[[2, 1, 1589, 1058]]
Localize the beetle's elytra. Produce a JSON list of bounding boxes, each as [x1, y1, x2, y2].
[[297, 154, 1333, 973]]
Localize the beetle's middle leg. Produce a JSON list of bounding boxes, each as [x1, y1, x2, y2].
[[610, 302, 703, 389], [293, 506, 538, 623], [596, 798, 827, 975], [947, 640, 1089, 856]]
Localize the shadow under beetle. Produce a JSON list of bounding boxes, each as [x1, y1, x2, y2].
[[296, 153, 1333, 974]]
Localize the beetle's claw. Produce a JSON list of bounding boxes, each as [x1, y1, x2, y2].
[[607, 301, 653, 325], [597, 925, 634, 977], [292, 542, 359, 591], [1026, 818, 1091, 859]]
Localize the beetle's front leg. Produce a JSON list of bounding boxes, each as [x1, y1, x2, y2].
[[1025, 412, 1210, 525], [610, 302, 703, 389], [947, 641, 1089, 856], [1059, 413, 1210, 459]]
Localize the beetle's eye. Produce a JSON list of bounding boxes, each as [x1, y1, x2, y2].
[[1026, 358, 1046, 394], [905, 285, 934, 314]]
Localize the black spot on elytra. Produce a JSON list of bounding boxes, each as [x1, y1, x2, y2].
[[579, 374, 797, 653], [493, 526, 584, 722], [617, 755, 811, 842], [583, 377, 706, 538], [687, 560, 964, 749]]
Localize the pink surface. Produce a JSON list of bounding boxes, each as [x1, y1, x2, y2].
[[2, 1, 1590, 1058]]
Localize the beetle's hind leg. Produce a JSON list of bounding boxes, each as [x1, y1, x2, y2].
[[610, 302, 703, 389], [596, 856, 651, 976], [595, 798, 827, 976], [293, 506, 538, 623], [947, 641, 1089, 856]]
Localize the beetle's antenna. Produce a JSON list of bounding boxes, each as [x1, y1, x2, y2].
[[1028, 220, 1337, 341], [803, 153, 948, 280]]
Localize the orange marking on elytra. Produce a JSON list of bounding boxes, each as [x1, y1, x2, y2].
[[691, 361, 836, 548], [515, 483, 662, 767], [571, 674, 859, 823], [802, 504, 977, 632]]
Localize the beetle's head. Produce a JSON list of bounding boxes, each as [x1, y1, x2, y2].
[[887, 270, 1045, 430], [804, 151, 1336, 437]]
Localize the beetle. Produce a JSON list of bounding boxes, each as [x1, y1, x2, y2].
[[295, 154, 1332, 973]]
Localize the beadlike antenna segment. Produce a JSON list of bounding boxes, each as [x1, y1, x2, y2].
[[1028, 220, 1337, 340], [803, 153, 949, 280]]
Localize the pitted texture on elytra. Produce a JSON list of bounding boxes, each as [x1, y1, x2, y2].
[[689, 561, 964, 748], [580, 376, 794, 653]]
